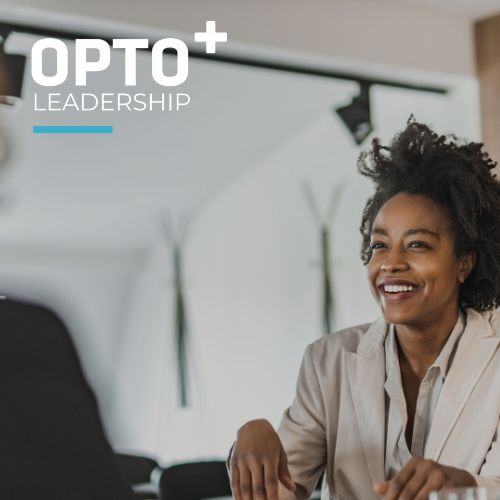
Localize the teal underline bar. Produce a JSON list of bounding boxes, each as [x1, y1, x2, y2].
[[33, 126, 113, 134]]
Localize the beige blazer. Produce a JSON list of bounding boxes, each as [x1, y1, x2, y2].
[[277, 308, 500, 500]]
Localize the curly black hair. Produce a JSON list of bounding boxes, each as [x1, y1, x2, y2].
[[358, 118, 500, 311]]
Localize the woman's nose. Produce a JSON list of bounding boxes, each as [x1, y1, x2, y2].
[[381, 249, 409, 272]]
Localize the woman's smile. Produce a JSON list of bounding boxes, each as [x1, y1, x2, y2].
[[379, 278, 420, 302]]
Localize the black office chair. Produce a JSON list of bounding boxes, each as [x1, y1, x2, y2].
[[0, 297, 136, 500], [159, 461, 232, 500], [114, 453, 160, 499]]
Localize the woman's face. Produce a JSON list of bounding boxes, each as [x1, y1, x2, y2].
[[367, 192, 475, 327]]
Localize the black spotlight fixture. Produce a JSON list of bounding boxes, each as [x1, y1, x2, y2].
[[335, 81, 373, 145], [0, 33, 26, 104]]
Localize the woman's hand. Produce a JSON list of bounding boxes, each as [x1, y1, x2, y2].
[[227, 419, 296, 500], [373, 457, 477, 500]]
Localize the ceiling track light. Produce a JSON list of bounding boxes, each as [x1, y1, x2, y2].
[[335, 81, 373, 146]]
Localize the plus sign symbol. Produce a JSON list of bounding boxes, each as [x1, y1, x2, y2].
[[195, 21, 227, 53]]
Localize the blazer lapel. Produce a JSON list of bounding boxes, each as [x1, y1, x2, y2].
[[426, 309, 500, 461], [346, 315, 387, 486]]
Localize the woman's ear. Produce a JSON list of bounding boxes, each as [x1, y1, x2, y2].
[[458, 251, 477, 283]]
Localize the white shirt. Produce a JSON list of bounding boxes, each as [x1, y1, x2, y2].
[[384, 309, 466, 480]]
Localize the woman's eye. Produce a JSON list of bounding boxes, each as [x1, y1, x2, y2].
[[409, 241, 427, 249], [371, 242, 385, 250]]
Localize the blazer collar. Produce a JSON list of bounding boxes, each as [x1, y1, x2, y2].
[[356, 314, 388, 357], [355, 307, 495, 357]]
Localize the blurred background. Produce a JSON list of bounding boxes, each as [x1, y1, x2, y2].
[[0, 0, 497, 476]]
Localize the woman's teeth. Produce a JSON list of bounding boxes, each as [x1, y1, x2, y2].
[[383, 285, 415, 293]]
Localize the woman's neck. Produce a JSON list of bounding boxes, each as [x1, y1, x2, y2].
[[394, 304, 460, 378]]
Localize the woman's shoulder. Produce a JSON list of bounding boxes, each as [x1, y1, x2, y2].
[[306, 317, 385, 362], [489, 309, 500, 335], [466, 307, 500, 338]]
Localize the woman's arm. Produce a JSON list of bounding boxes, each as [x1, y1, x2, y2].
[[228, 419, 296, 500], [276, 344, 327, 500], [228, 345, 327, 500], [374, 458, 477, 500]]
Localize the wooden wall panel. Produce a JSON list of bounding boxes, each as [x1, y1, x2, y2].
[[475, 14, 500, 171]]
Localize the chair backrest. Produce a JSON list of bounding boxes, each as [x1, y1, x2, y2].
[[114, 453, 159, 486], [159, 461, 232, 500], [0, 298, 136, 500]]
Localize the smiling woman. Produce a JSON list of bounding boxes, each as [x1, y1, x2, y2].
[[227, 119, 500, 500]]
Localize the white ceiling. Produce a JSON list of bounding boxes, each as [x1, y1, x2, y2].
[[0, 0, 487, 76], [370, 0, 500, 19], [2, 0, 499, 22]]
